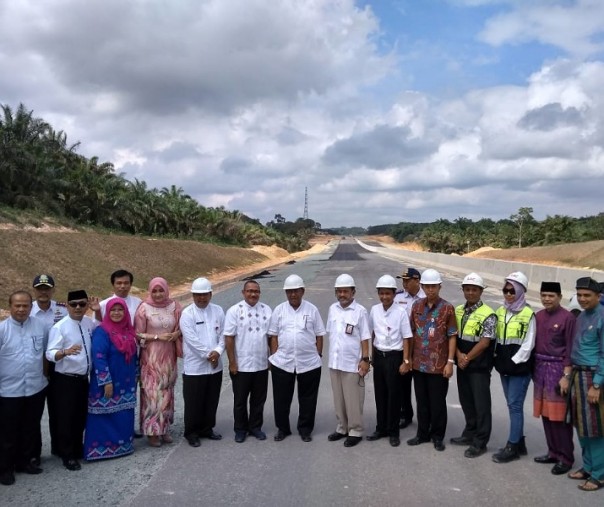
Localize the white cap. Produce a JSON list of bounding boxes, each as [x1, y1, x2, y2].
[[462, 272, 485, 289], [191, 277, 212, 294], [421, 268, 442, 285], [506, 271, 528, 291], [335, 274, 355, 288], [376, 274, 397, 289], [283, 274, 305, 290]]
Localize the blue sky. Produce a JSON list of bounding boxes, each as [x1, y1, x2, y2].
[[1, 0, 603, 227]]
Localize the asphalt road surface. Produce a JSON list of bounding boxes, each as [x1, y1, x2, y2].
[[2, 240, 593, 506]]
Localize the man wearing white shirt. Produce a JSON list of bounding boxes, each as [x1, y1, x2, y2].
[[394, 267, 425, 429], [367, 275, 413, 447], [179, 278, 225, 448], [46, 290, 96, 471], [268, 275, 326, 443], [327, 274, 371, 448], [224, 280, 272, 443], [29, 274, 68, 462], [0, 291, 48, 486], [95, 269, 143, 325]]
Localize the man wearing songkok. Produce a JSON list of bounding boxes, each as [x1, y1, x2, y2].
[[450, 273, 496, 458], [565, 276, 604, 491], [225, 280, 272, 443], [0, 291, 48, 486], [46, 290, 97, 471], [268, 275, 326, 443], [532, 281, 576, 475], [179, 278, 225, 447]]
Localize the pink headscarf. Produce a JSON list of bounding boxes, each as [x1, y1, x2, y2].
[[144, 277, 173, 308], [101, 298, 137, 363]]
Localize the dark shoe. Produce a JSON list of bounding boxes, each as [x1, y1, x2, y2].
[[17, 462, 43, 475], [301, 434, 312, 443], [249, 429, 266, 440], [389, 436, 400, 447], [433, 440, 445, 452], [344, 436, 362, 447], [450, 436, 472, 446], [0, 471, 15, 486], [568, 468, 590, 480], [399, 418, 412, 429], [534, 454, 557, 464], [407, 436, 430, 446], [366, 431, 386, 441], [62, 459, 81, 471], [234, 431, 247, 443], [201, 431, 223, 441], [551, 462, 572, 475], [328, 432, 347, 442], [492, 443, 519, 463], [518, 436, 527, 455], [31, 457, 41, 467], [273, 430, 290, 442], [465, 446, 487, 458], [186, 436, 201, 447], [134, 430, 143, 439]]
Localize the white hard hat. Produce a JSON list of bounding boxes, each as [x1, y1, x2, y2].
[[462, 272, 485, 289], [376, 274, 398, 289], [284, 274, 305, 290], [421, 268, 442, 285], [568, 293, 581, 312], [191, 277, 212, 294], [334, 273, 355, 288], [506, 271, 528, 291]]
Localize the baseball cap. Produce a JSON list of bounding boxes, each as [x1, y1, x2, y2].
[[33, 274, 55, 288], [396, 268, 421, 280]]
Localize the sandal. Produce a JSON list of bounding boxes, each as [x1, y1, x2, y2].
[[147, 436, 162, 447], [568, 468, 591, 480], [161, 434, 173, 444], [578, 477, 604, 491]]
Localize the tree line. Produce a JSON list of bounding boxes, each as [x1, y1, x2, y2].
[[367, 207, 604, 254], [0, 103, 311, 251]]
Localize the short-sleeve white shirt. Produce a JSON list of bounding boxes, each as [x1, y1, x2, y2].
[[180, 302, 225, 375], [326, 300, 371, 373], [394, 288, 426, 317], [224, 300, 272, 372], [268, 299, 326, 374], [369, 303, 413, 351]]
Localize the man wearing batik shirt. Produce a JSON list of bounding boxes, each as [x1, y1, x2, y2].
[[394, 267, 425, 429], [532, 281, 576, 475], [566, 277, 604, 492], [406, 268, 457, 452], [224, 280, 272, 443]]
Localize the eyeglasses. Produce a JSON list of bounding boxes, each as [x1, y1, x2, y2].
[[502, 288, 516, 295], [68, 301, 88, 308]]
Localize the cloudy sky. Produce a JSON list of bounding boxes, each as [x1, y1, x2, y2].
[[2, 0, 604, 228]]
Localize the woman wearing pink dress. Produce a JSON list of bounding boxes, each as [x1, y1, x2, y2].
[[135, 278, 182, 447]]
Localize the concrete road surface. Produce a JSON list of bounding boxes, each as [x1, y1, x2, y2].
[[2, 240, 593, 506]]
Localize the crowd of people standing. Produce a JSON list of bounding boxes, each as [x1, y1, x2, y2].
[[0, 265, 603, 494]]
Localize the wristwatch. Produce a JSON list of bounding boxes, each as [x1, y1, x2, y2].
[[361, 356, 370, 363], [593, 383, 601, 390], [403, 359, 410, 364]]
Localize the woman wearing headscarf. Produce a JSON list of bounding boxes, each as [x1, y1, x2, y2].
[[135, 277, 182, 447], [84, 298, 138, 461], [492, 271, 536, 463]]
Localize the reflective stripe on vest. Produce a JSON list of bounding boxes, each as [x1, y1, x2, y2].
[[495, 306, 534, 346], [455, 303, 496, 343]]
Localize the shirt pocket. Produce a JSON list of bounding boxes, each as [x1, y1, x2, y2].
[[32, 334, 44, 352]]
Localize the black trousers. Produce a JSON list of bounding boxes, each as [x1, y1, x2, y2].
[[413, 370, 449, 441], [230, 369, 268, 432], [183, 371, 222, 438], [400, 369, 414, 422], [0, 389, 46, 474], [456, 368, 492, 448], [49, 371, 89, 460], [271, 364, 321, 436], [372, 348, 403, 437]]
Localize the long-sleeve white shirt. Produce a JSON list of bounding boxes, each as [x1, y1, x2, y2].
[[268, 299, 326, 374], [327, 300, 371, 373], [46, 315, 96, 376], [0, 316, 48, 397], [180, 302, 225, 375]]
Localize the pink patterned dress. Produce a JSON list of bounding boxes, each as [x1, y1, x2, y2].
[[135, 302, 179, 436]]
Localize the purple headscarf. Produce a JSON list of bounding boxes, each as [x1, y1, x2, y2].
[[503, 279, 526, 312]]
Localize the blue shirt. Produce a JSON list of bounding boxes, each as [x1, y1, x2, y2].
[[571, 305, 604, 386], [0, 316, 48, 397]]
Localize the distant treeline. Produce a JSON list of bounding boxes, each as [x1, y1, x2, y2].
[[0, 103, 310, 251], [367, 210, 604, 254]]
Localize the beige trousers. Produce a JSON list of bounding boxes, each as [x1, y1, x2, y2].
[[329, 368, 365, 437]]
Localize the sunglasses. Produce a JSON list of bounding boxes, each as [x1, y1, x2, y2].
[[68, 301, 88, 308], [502, 288, 516, 295]]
